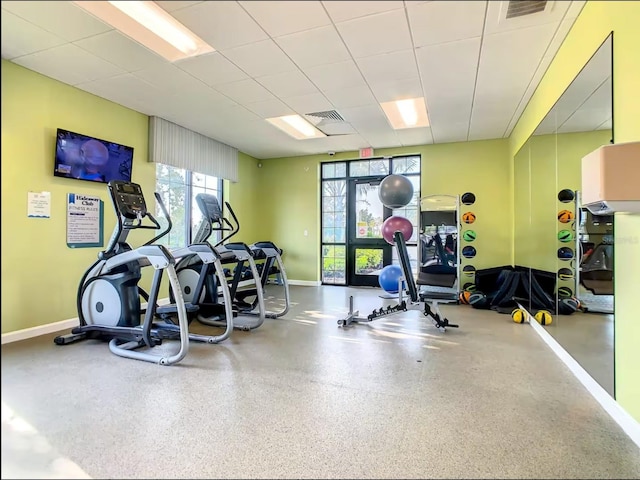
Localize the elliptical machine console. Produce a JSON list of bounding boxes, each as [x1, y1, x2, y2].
[[54, 180, 191, 366]]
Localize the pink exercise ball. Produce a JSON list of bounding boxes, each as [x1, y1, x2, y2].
[[381, 216, 413, 245]]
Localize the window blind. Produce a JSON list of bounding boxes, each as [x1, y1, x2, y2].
[[148, 116, 238, 182]]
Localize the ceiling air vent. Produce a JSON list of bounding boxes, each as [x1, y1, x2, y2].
[[303, 110, 356, 136], [305, 110, 345, 122], [505, 0, 547, 18]]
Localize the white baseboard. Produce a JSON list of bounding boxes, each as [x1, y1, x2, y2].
[[1, 298, 170, 345], [1, 318, 79, 345], [523, 307, 640, 449], [288, 280, 321, 287]]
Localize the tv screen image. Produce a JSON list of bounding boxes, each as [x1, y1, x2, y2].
[[54, 128, 134, 184]]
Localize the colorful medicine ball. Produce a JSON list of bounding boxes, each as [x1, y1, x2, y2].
[[557, 267, 575, 281], [561, 297, 580, 313], [463, 282, 477, 292], [469, 292, 489, 308], [462, 212, 476, 224], [534, 310, 553, 325], [459, 291, 472, 304], [461, 192, 476, 205], [558, 210, 574, 223], [512, 308, 527, 324], [558, 229, 574, 243], [558, 286, 573, 298], [558, 247, 574, 261], [462, 246, 477, 258], [463, 230, 477, 242], [558, 189, 575, 203], [463, 265, 476, 277]]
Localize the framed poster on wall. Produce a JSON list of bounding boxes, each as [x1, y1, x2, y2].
[[66, 193, 104, 248]]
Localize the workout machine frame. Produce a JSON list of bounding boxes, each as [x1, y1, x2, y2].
[[338, 231, 459, 331]]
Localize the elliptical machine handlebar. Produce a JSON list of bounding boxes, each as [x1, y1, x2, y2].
[[215, 201, 240, 247], [143, 192, 172, 246]]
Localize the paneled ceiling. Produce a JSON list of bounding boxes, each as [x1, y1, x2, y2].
[[1, 0, 586, 159]]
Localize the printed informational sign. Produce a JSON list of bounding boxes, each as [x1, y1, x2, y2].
[[27, 191, 51, 218], [66, 193, 104, 248]]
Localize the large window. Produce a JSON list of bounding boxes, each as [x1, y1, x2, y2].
[[155, 164, 223, 249]]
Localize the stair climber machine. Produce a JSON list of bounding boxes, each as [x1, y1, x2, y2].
[[173, 193, 266, 331], [54, 181, 194, 365]]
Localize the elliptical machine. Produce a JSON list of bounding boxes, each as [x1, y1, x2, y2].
[[54, 181, 193, 366], [174, 193, 266, 331], [239, 242, 290, 319]]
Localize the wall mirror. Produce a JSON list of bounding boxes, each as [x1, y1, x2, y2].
[[515, 33, 614, 396]]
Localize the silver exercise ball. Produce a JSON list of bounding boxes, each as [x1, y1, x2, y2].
[[378, 174, 414, 209]]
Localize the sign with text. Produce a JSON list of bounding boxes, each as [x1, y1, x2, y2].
[[27, 191, 51, 218], [66, 193, 104, 248]]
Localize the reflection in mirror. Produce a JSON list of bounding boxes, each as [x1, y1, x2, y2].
[[417, 195, 459, 303], [523, 33, 614, 396]]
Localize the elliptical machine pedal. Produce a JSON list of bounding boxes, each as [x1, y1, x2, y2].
[[54, 332, 87, 345]]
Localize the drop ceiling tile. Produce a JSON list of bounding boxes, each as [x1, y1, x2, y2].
[[323, 85, 378, 109], [2, 1, 112, 42], [239, 1, 331, 37], [356, 50, 419, 84], [1, 10, 67, 60], [282, 92, 334, 115], [369, 77, 423, 103], [256, 70, 319, 98], [395, 127, 433, 146], [275, 26, 351, 69], [12, 43, 124, 86], [74, 30, 167, 73], [215, 78, 276, 104], [245, 98, 293, 118], [336, 9, 412, 58], [339, 104, 389, 129], [333, 134, 369, 151], [359, 130, 402, 149], [474, 23, 558, 100], [304, 60, 366, 91], [156, 1, 203, 12], [177, 52, 249, 87], [322, 1, 402, 23], [172, 2, 269, 51], [221, 39, 297, 78], [430, 123, 470, 144], [407, 1, 486, 47], [76, 73, 164, 114], [133, 63, 207, 95]]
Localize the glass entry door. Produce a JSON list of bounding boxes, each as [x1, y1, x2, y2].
[[347, 177, 392, 287]]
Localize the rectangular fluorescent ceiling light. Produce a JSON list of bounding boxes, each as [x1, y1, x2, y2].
[[73, 1, 214, 62], [380, 97, 430, 129], [266, 115, 326, 140]]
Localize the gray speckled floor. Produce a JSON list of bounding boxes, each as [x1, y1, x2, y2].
[[2, 285, 639, 479]]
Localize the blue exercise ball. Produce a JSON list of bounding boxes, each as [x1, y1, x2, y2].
[[378, 174, 414, 209], [378, 264, 405, 293]]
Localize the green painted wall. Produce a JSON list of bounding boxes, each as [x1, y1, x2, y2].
[[258, 139, 512, 282], [224, 152, 261, 245], [1, 60, 154, 334], [508, 1, 640, 420]]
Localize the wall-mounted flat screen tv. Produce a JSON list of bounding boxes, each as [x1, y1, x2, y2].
[[54, 128, 134, 184]]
